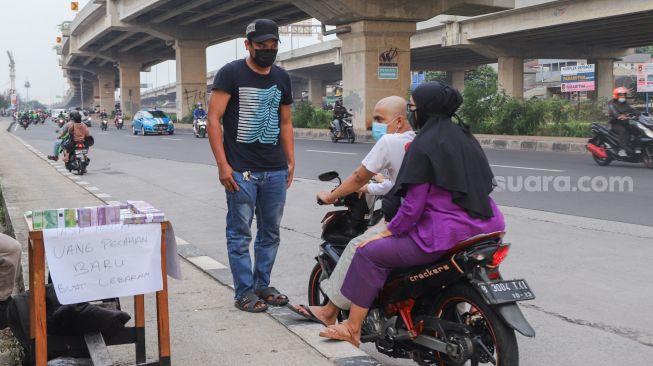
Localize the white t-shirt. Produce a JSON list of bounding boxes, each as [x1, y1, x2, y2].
[[361, 131, 416, 195]]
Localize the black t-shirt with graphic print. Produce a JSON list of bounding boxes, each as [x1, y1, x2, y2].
[[212, 59, 293, 172]]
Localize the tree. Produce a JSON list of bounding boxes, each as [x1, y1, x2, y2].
[[0, 95, 9, 110], [635, 45, 653, 54], [464, 65, 498, 95], [425, 71, 447, 83]]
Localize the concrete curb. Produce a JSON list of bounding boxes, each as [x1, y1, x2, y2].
[[4, 128, 380, 365], [173, 125, 588, 153]]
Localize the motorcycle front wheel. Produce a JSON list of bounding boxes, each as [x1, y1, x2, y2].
[[308, 263, 329, 306], [347, 129, 356, 144], [431, 284, 518, 366], [643, 147, 653, 169]]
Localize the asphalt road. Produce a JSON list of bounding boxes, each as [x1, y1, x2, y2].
[[12, 118, 652, 226], [7, 118, 653, 365]]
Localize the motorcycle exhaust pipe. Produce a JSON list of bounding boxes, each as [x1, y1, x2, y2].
[[586, 143, 607, 159]]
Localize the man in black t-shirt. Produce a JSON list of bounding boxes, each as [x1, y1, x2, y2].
[[207, 19, 295, 313]]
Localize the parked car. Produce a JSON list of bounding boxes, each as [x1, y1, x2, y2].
[[131, 109, 174, 136]]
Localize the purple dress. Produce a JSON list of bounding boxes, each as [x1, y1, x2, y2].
[[340, 183, 505, 308]]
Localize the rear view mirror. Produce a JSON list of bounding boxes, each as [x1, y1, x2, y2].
[[318, 171, 339, 182]]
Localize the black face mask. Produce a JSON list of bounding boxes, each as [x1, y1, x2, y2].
[[252, 48, 278, 68]]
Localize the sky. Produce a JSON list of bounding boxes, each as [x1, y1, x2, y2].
[[0, 0, 551, 106]]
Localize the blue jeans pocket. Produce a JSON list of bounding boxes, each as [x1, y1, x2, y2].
[[227, 172, 256, 204]]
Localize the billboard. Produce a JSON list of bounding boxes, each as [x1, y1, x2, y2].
[[560, 64, 595, 92], [636, 63, 653, 93]]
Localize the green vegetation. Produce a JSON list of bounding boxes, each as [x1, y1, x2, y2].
[[457, 65, 602, 137], [292, 102, 333, 129]]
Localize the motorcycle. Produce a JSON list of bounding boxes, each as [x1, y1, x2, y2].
[[114, 116, 124, 130], [19, 117, 29, 130], [100, 119, 108, 131], [57, 118, 65, 128], [310, 171, 535, 366], [65, 141, 91, 175], [586, 113, 653, 168], [330, 114, 356, 144], [193, 118, 207, 138]]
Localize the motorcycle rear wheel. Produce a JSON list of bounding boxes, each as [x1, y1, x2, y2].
[[431, 284, 518, 366], [592, 140, 613, 166]]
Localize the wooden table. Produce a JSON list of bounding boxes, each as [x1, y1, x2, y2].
[[25, 218, 172, 366]]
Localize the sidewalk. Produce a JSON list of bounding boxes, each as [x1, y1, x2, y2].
[[0, 120, 348, 365]]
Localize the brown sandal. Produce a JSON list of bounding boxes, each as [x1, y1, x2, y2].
[[319, 323, 360, 348]]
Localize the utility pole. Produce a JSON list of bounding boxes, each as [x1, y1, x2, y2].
[[7, 51, 16, 110], [80, 73, 84, 110]]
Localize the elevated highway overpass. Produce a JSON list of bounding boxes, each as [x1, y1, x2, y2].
[[58, 0, 515, 127], [140, 0, 653, 129]]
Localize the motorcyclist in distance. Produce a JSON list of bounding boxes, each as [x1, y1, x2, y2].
[[608, 87, 640, 156]]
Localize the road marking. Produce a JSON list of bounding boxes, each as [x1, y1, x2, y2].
[[162, 137, 183, 141], [124, 134, 138, 138], [175, 236, 189, 245], [305, 149, 358, 155], [86, 186, 100, 191], [76, 181, 89, 185], [95, 193, 112, 199], [490, 164, 565, 173]]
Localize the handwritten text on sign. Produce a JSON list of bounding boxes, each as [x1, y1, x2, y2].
[[43, 224, 162, 304]]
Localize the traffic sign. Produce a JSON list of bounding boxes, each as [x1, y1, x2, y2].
[[71, 2, 79, 11]]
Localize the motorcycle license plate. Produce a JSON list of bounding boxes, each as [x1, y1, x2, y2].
[[76, 150, 87, 156], [476, 279, 535, 304]]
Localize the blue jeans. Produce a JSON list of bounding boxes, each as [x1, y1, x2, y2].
[[225, 169, 288, 299], [53, 139, 63, 156]]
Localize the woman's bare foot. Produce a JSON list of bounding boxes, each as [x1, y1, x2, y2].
[[319, 321, 361, 347]]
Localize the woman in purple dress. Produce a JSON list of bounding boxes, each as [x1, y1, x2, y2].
[[319, 82, 505, 347]]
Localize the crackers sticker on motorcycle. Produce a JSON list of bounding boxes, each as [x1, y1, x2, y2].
[[408, 264, 451, 282]]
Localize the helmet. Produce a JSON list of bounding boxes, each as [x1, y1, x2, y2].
[[197, 103, 203, 108], [70, 111, 82, 123], [612, 87, 628, 100]]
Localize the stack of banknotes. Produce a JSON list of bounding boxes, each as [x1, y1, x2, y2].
[[28, 201, 165, 229]]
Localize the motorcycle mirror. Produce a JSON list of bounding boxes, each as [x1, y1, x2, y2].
[[318, 171, 339, 182]]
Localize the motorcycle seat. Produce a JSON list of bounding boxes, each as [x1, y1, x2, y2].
[[445, 231, 504, 255], [387, 232, 505, 280]]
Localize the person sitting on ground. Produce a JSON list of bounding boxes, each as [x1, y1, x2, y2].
[[288, 95, 415, 326], [0, 233, 21, 330], [318, 82, 506, 347]]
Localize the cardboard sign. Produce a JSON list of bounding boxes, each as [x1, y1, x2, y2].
[[43, 224, 163, 304]]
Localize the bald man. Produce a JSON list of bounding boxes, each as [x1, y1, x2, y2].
[[291, 96, 415, 325]]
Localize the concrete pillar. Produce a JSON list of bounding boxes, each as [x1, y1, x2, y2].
[[119, 62, 141, 118], [174, 40, 208, 121], [308, 79, 323, 108], [98, 69, 116, 112], [338, 20, 416, 131], [498, 57, 524, 98], [92, 80, 100, 109], [592, 58, 614, 101], [447, 70, 465, 92]]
